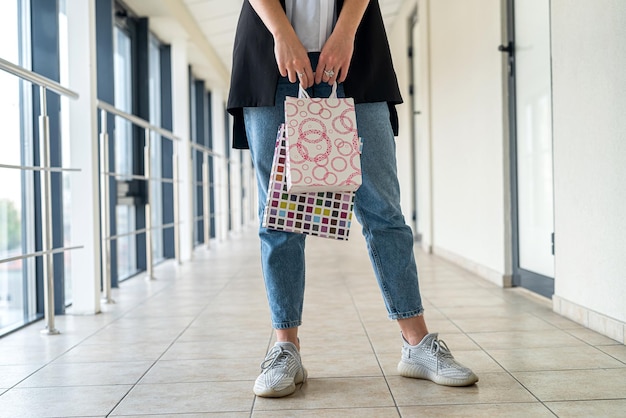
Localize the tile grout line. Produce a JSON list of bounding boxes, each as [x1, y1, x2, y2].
[[104, 260, 255, 417], [426, 294, 560, 416], [344, 273, 403, 418]]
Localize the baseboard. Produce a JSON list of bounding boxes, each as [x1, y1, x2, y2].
[[432, 246, 512, 288], [553, 295, 626, 344]]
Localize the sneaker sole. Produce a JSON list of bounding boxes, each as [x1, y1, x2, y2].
[[253, 368, 307, 398], [397, 360, 478, 387]]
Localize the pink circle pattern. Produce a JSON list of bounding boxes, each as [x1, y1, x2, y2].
[[286, 97, 361, 189]]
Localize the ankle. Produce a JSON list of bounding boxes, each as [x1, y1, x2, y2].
[[277, 337, 300, 351], [275, 328, 300, 350], [402, 331, 428, 346]]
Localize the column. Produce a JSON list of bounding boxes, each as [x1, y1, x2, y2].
[[171, 38, 194, 261], [66, 0, 101, 314]]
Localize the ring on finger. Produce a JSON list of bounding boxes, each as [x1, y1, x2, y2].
[[324, 69, 335, 78], [297, 72, 304, 78]]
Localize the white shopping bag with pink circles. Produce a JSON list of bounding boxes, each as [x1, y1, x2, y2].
[[284, 84, 362, 193]]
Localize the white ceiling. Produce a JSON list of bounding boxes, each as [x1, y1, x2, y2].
[[124, 0, 405, 87]]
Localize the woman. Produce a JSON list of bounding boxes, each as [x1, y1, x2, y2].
[[227, 0, 478, 398]]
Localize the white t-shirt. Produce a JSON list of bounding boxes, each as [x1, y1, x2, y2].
[[285, 0, 336, 52]]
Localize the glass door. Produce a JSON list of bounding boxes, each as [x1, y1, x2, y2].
[[505, 0, 555, 297], [148, 35, 163, 262], [113, 24, 138, 280]]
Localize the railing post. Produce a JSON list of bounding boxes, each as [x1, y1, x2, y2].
[[173, 142, 181, 264], [99, 109, 114, 304], [203, 152, 211, 249], [144, 129, 153, 280], [39, 87, 60, 335]]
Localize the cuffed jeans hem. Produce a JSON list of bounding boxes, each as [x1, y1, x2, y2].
[[389, 308, 425, 321], [272, 320, 302, 330]]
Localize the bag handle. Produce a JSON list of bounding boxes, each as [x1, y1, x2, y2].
[[298, 82, 338, 99]]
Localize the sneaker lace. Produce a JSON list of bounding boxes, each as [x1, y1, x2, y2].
[[260, 346, 294, 372], [429, 337, 453, 359]]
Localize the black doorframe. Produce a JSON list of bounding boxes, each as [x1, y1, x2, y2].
[[503, 0, 554, 298]]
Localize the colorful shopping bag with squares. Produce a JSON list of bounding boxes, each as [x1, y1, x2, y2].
[[262, 124, 356, 240], [284, 84, 362, 193]]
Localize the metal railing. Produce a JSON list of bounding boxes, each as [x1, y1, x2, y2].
[[96, 100, 181, 303], [0, 56, 81, 335], [190, 142, 225, 249]]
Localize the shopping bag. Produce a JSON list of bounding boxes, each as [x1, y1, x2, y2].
[[284, 84, 361, 193], [262, 124, 356, 241]]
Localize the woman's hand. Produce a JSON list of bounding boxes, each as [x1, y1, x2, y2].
[[314, 30, 355, 86], [274, 31, 314, 88], [249, 0, 313, 88], [315, 0, 369, 85]]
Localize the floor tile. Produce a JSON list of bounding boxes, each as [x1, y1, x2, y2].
[[488, 345, 626, 371], [0, 364, 41, 388], [436, 304, 530, 320], [468, 329, 586, 350], [566, 328, 623, 346], [598, 344, 626, 364], [118, 414, 249, 418], [546, 399, 626, 417], [161, 340, 268, 361], [140, 358, 260, 384], [0, 385, 131, 418], [452, 315, 557, 333], [1, 227, 623, 417], [16, 361, 152, 387], [110, 381, 254, 415], [253, 377, 395, 411], [253, 407, 400, 417], [387, 373, 536, 406], [303, 351, 383, 378], [400, 402, 555, 417], [54, 341, 171, 363], [82, 326, 185, 345], [423, 296, 509, 308], [297, 332, 376, 355], [531, 311, 585, 330], [0, 343, 69, 366], [513, 369, 626, 401]]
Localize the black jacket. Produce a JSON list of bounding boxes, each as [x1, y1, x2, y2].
[[227, 0, 403, 149]]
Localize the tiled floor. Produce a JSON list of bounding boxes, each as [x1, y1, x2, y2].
[[1, 226, 625, 417]]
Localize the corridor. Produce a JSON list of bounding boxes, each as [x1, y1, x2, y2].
[[0, 226, 625, 417]]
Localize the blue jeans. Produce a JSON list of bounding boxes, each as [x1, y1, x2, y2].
[[243, 58, 423, 329]]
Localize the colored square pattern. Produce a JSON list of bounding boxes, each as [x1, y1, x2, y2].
[[262, 125, 355, 241]]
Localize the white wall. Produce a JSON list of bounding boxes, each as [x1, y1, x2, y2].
[[391, 0, 509, 284], [387, 0, 435, 253], [551, 0, 626, 340], [389, 0, 509, 284]]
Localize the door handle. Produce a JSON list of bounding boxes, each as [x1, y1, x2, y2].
[[498, 42, 514, 55]]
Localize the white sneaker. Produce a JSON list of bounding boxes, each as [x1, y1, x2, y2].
[[397, 333, 478, 386], [253, 342, 307, 397]]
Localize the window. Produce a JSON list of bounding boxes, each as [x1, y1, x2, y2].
[[113, 23, 138, 280], [0, 0, 37, 335]]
